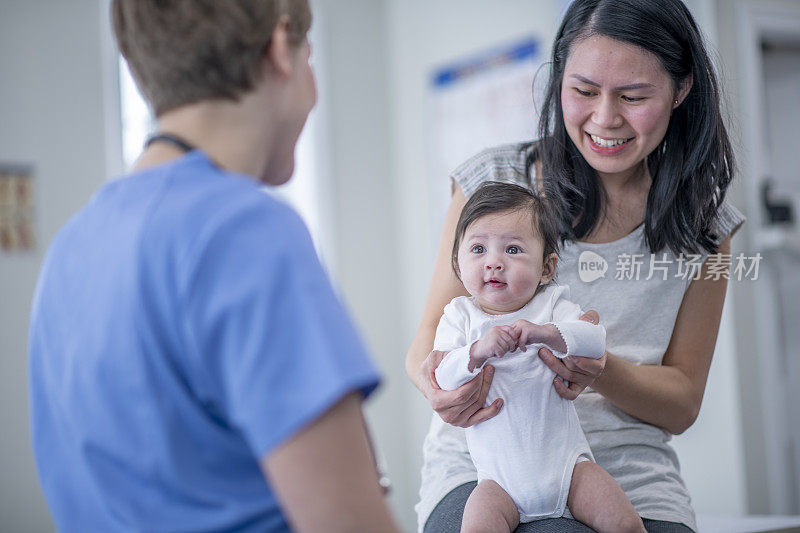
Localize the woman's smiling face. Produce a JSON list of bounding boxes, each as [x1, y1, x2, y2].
[[561, 35, 688, 182]]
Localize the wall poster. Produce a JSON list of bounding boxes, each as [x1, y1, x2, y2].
[[0, 164, 35, 252], [427, 37, 544, 243]]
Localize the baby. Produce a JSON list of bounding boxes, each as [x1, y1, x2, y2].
[[434, 181, 645, 533]]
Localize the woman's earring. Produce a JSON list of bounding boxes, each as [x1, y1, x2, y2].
[[674, 99, 679, 105]]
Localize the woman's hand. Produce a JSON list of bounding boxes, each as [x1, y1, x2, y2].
[[418, 349, 503, 428], [538, 310, 605, 400]]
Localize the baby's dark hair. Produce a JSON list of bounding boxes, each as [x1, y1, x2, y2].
[[452, 181, 561, 278]]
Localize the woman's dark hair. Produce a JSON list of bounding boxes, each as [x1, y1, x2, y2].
[[530, 0, 734, 255], [452, 182, 562, 282]]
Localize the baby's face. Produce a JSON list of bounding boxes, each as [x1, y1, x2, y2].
[[457, 209, 547, 315]]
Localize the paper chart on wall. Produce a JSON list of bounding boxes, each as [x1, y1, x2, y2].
[[427, 37, 544, 248]]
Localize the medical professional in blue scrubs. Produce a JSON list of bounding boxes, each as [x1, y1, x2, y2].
[[28, 1, 399, 531]]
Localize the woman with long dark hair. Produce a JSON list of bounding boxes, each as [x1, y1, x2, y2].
[[407, 1, 743, 531]]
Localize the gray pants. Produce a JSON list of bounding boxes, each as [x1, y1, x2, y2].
[[424, 482, 694, 533]]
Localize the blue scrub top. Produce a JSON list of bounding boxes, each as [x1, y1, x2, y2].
[[29, 152, 380, 532]]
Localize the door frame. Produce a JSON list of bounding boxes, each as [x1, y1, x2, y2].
[[735, 0, 800, 514]]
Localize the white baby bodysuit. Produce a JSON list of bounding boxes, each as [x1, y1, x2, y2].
[[433, 283, 606, 522]]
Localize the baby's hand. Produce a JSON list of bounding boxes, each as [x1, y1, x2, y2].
[[509, 320, 550, 351], [468, 326, 516, 371]]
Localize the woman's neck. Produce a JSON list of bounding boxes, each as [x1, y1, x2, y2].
[[580, 162, 652, 243], [600, 162, 652, 221], [596, 161, 651, 199]]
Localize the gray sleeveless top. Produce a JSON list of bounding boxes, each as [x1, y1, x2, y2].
[[416, 143, 745, 532]]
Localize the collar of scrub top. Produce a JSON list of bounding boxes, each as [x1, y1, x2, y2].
[[144, 132, 196, 153]]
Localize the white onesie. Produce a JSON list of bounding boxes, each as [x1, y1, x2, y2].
[[433, 283, 606, 522]]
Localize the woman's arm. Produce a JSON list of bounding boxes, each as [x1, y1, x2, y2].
[[583, 237, 732, 435], [406, 184, 469, 390], [405, 185, 503, 427], [262, 392, 399, 532]]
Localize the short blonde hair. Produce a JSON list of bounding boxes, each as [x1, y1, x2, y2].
[[112, 0, 311, 116]]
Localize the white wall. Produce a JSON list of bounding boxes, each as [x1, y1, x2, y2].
[[308, 1, 414, 529], [0, 0, 112, 530]]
